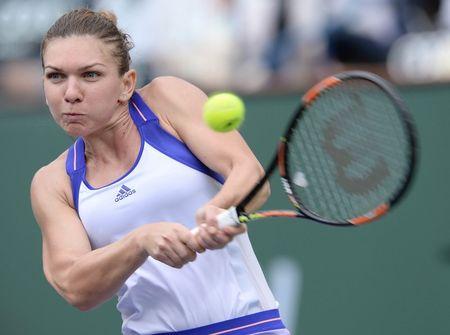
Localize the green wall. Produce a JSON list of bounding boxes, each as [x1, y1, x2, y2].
[[0, 85, 449, 334]]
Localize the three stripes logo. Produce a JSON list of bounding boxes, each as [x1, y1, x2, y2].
[[115, 184, 136, 202]]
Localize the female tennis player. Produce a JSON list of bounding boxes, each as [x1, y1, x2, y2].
[[31, 8, 289, 335]]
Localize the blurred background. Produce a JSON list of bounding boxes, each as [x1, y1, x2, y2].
[[1, 0, 449, 334]]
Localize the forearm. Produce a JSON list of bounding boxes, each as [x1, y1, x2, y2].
[[208, 160, 270, 212], [57, 227, 147, 311], [194, 159, 268, 249]]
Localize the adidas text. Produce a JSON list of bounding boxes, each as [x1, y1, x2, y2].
[[115, 189, 136, 202]]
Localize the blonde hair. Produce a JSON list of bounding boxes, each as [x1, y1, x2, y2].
[[41, 8, 134, 75]]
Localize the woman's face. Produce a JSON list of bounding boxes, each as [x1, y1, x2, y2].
[[42, 35, 130, 137]]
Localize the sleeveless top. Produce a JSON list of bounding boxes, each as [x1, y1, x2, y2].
[[65, 92, 277, 334]]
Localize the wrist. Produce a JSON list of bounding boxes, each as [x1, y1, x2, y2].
[[131, 225, 150, 259]]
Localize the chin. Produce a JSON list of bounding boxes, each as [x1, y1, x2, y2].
[[63, 124, 89, 138]]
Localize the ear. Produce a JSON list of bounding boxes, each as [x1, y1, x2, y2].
[[118, 69, 137, 103]]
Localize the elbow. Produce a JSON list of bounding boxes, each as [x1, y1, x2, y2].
[[65, 291, 99, 311], [53, 278, 100, 311], [45, 267, 103, 312]]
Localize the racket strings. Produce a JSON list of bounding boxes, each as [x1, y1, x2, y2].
[[298, 112, 351, 218], [291, 110, 347, 219], [293, 106, 361, 221], [287, 79, 411, 222]]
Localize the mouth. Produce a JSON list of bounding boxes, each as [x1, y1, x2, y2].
[[61, 113, 85, 124], [63, 112, 84, 116]]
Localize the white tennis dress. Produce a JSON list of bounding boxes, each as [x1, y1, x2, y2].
[[65, 92, 288, 335]]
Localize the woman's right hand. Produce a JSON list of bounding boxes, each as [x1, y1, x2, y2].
[[137, 222, 205, 268]]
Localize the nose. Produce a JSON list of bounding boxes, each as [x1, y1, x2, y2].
[[64, 77, 83, 103]]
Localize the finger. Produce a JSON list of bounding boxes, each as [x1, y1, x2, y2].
[[153, 252, 178, 268], [197, 225, 221, 249], [179, 228, 205, 253], [150, 236, 181, 267], [209, 226, 232, 245], [168, 238, 197, 263], [198, 225, 230, 249], [195, 209, 205, 225], [204, 211, 219, 226], [186, 235, 206, 253], [160, 236, 187, 267], [222, 223, 247, 237]]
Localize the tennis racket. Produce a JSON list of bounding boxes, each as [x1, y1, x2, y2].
[[217, 71, 417, 228]]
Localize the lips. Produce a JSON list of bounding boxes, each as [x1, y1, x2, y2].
[[62, 113, 85, 122], [63, 112, 84, 116]]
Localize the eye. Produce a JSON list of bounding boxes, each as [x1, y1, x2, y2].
[[83, 71, 101, 80], [46, 72, 65, 82]]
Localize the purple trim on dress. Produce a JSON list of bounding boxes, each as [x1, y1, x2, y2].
[[65, 138, 86, 211], [129, 92, 224, 184], [155, 309, 286, 335], [65, 91, 225, 212]]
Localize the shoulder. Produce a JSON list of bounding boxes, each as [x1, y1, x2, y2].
[[31, 151, 73, 208], [138, 76, 207, 116], [139, 76, 207, 101]]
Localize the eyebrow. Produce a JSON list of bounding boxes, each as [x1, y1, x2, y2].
[[44, 63, 106, 71]]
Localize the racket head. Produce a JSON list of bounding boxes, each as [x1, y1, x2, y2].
[[279, 71, 417, 226]]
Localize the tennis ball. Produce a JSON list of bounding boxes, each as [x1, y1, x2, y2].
[[203, 93, 245, 132]]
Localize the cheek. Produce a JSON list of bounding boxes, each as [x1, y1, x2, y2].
[[43, 87, 61, 120], [43, 79, 60, 100], [88, 92, 119, 124], [88, 80, 122, 108]]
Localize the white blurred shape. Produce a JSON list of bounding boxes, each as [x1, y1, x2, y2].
[[388, 31, 450, 84], [267, 256, 303, 334], [293, 171, 309, 188]]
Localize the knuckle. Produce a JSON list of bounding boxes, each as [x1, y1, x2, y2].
[[156, 240, 168, 252], [190, 253, 197, 261]]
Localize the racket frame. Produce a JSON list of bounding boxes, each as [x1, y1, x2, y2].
[[232, 71, 417, 227]]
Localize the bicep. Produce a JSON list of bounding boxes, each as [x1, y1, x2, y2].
[[31, 172, 91, 288], [165, 83, 261, 177], [184, 124, 258, 177]]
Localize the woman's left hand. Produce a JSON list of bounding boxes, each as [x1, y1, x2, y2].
[[195, 204, 246, 250]]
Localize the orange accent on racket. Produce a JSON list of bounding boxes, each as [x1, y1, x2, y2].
[[278, 141, 287, 177], [303, 76, 341, 104], [350, 203, 389, 225], [262, 210, 298, 217]]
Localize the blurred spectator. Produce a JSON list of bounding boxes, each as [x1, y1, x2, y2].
[[0, 0, 89, 110], [0, 59, 42, 106], [94, 0, 327, 93], [94, 0, 238, 91], [233, 0, 330, 92], [387, 0, 450, 84], [2, 0, 450, 110], [438, 0, 450, 28], [326, 0, 405, 64], [399, 0, 442, 31]]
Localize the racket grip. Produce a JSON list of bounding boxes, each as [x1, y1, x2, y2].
[[190, 207, 240, 236], [217, 206, 240, 228]]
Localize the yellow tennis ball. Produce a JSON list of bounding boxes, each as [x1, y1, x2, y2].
[[203, 93, 245, 132]]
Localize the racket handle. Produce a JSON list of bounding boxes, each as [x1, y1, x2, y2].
[[217, 206, 240, 228], [190, 207, 240, 235]]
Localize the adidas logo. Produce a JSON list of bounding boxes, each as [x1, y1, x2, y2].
[[115, 184, 136, 202]]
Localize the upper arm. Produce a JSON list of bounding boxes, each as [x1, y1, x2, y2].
[[140, 77, 263, 178], [30, 163, 92, 293]]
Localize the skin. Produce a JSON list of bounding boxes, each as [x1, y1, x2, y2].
[[31, 35, 270, 311]]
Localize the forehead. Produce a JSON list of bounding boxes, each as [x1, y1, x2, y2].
[[43, 35, 115, 69]]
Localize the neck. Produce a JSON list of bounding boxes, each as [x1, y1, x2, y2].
[[83, 109, 140, 167]]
